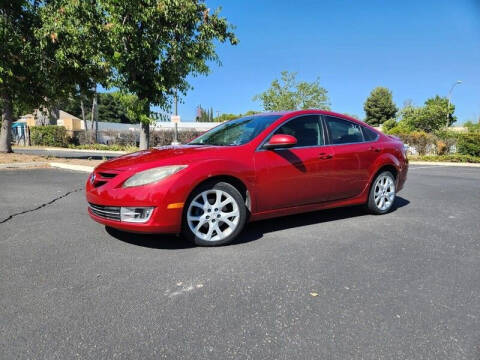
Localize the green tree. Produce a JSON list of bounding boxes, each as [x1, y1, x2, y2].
[[382, 118, 397, 132], [364, 87, 397, 126], [38, 0, 112, 139], [401, 96, 456, 133], [113, 92, 152, 127], [464, 120, 480, 133], [104, 1, 237, 149], [213, 110, 259, 122], [253, 71, 330, 112], [0, 1, 44, 152], [62, 92, 133, 123], [425, 95, 456, 128]]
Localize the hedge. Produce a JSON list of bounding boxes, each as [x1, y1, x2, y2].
[[30, 125, 68, 147], [409, 154, 480, 163], [390, 131, 480, 157], [457, 133, 480, 157]]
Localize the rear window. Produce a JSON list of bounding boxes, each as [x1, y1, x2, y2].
[[362, 127, 379, 142], [324, 116, 364, 144]]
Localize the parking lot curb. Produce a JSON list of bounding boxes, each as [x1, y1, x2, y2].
[[49, 162, 94, 173], [13, 146, 127, 155], [0, 162, 49, 169], [410, 161, 480, 168]]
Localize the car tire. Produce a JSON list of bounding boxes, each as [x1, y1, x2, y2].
[[182, 181, 247, 246], [367, 171, 396, 215]]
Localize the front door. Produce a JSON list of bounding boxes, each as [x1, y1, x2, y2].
[[254, 115, 335, 211]]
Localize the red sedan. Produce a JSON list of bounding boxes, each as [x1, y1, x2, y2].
[[86, 110, 408, 246]]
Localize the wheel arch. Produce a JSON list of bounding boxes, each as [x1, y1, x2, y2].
[[373, 164, 398, 180], [186, 175, 252, 212]]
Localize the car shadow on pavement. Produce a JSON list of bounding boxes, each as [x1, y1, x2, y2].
[[232, 196, 410, 245], [106, 196, 410, 249]]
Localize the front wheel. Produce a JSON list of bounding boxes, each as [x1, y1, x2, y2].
[[182, 182, 247, 246], [367, 171, 396, 214]]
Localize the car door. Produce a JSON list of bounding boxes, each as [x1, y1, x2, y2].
[[323, 115, 379, 200], [253, 114, 335, 211]]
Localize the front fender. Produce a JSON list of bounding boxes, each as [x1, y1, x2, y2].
[[162, 158, 256, 210]]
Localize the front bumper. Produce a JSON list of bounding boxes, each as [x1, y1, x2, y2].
[[87, 206, 181, 233], [85, 169, 185, 234]]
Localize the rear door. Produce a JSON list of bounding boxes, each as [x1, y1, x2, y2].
[[253, 114, 335, 211], [323, 115, 380, 200]]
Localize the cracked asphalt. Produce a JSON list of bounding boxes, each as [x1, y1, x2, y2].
[[1, 166, 479, 359]]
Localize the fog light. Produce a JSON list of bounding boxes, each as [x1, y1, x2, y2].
[[120, 207, 154, 223]]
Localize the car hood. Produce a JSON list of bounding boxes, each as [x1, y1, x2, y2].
[[95, 145, 220, 172]]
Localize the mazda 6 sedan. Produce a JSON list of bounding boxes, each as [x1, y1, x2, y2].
[[86, 110, 408, 246]]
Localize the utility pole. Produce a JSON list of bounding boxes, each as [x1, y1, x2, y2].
[[446, 80, 462, 128]]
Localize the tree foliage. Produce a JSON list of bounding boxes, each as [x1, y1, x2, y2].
[[213, 110, 258, 122], [364, 87, 397, 126], [1, 0, 237, 152], [400, 96, 456, 133], [464, 120, 480, 133], [196, 105, 214, 122], [112, 92, 152, 125], [103, 0, 237, 148], [253, 71, 330, 112], [62, 92, 134, 123], [0, 1, 45, 152]]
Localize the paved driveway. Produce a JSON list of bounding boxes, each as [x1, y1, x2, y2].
[[1, 166, 479, 359]]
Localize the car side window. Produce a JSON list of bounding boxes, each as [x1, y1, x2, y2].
[[274, 115, 324, 147], [362, 126, 379, 142], [324, 116, 364, 144]]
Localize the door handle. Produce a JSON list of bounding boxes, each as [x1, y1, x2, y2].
[[319, 153, 333, 160], [369, 146, 382, 152]]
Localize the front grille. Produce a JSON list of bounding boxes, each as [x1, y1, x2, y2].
[[99, 172, 118, 179], [89, 203, 121, 221]]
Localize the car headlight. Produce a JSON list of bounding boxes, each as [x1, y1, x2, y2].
[[122, 165, 187, 188]]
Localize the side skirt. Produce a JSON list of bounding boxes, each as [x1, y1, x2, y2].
[[249, 195, 368, 222]]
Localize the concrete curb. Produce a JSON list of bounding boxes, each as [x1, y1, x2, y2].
[[0, 162, 48, 169], [410, 161, 480, 168], [49, 162, 94, 173], [13, 146, 127, 155]]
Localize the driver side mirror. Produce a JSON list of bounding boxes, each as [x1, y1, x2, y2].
[[263, 134, 298, 150]]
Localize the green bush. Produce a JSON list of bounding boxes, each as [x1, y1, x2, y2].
[[30, 125, 68, 147], [382, 119, 397, 132], [457, 133, 480, 157], [392, 131, 436, 155], [409, 154, 480, 163], [68, 143, 138, 152]]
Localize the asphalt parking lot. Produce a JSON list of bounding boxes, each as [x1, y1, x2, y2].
[[1, 166, 479, 359]]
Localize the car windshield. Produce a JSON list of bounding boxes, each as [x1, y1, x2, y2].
[[189, 115, 281, 146]]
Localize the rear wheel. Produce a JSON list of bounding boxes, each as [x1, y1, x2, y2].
[[367, 171, 396, 214], [182, 182, 247, 246]]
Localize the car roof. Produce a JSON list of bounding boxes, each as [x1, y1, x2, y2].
[[251, 109, 381, 135], [252, 109, 361, 123]]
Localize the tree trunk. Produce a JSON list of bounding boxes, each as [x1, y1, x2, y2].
[[35, 107, 48, 126], [80, 99, 88, 138], [49, 107, 59, 125], [0, 94, 14, 153], [139, 101, 150, 150], [90, 90, 97, 143], [139, 121, 150, 150]]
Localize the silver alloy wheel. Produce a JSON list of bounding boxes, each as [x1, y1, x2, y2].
[[373, 174, 396, 211], [187, 189, 240, 242]]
